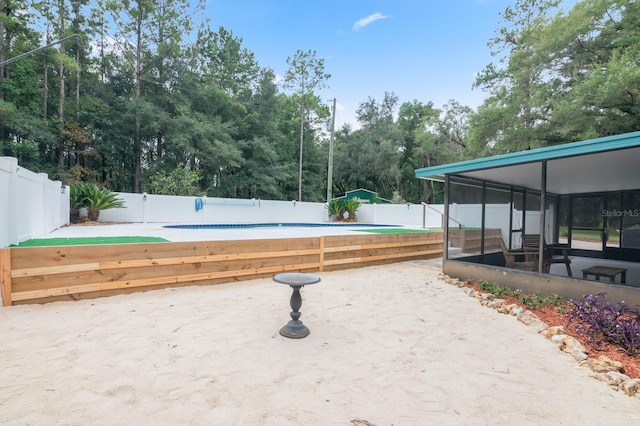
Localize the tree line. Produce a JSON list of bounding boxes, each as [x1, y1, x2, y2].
[[1, 0, 638, 204]]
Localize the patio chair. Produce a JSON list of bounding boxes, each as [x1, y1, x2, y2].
[[499, 238, 538, 271], [522, 234, 572, 276]]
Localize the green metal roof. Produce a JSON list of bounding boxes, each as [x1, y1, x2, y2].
[[415, 131, 640, 180]]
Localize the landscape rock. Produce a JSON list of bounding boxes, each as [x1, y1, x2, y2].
[[550, 334, 568, 347], [619, 378, 640, 397], [487, 298, 506, 310], [514, 310, 548, 333], [541, 325, 567, 339], [506, 303, 520, 315], [560, 336, 588, 362], [511, 307, 525, 317], [592, 371, 631, 388], [580, 356, 624, 373]]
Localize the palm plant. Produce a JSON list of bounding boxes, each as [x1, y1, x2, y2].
[[343, 198, 361, 221], [327, 198, 361, 221], [82, 184, 125, 221], [69, 182, 92, 223], [327, 199, 347, 220], [69, 182, 124, 223]]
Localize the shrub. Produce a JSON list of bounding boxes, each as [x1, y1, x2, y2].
[[327, 199, 347, 220], [69, 182, 92, 223], [518, 291, 564, 310], [84, 185, 125, 221], [476, 281, 564, 310], [69, 183, 124, 222], [327, 198, 361, 221], [343, 198, 361, 221], [567, 292, 640, 356], [146, 166, 202, 196], [478, 280, 512, 297]]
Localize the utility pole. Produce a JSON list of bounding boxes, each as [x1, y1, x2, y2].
[[326, 98, 336, 203]]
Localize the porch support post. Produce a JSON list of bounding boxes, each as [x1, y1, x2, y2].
[[443, 175, 450, 260], [538, 161, 547, 274], [481, 181, 486, 254]]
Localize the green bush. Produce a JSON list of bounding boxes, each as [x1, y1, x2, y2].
[[476, 280, 564, 310], [146, 166, 202, 196], [327, 197, 361, 221], [327, 199, 346, 219], [69, 183, 124, 222]]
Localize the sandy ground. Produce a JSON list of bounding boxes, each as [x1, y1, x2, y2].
[[1, 260, 639, 425]]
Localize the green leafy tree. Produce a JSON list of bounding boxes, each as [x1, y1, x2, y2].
[[473, 0, 563, 153], [146, 165, 202, 196], [283, 49, 330, 201]]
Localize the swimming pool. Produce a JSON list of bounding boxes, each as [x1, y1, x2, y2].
[[164, 223, 397, 229]]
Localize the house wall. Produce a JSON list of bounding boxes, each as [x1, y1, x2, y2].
[[443, 259, 640, 306]]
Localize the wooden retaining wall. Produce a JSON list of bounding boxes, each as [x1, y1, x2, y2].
[[1, 232, 443, 306], [448, 228, 502, 252]]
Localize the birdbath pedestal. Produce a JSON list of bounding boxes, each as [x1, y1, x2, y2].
[[273, 272, 320, 339]]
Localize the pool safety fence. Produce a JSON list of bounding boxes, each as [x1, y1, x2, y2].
[[0, 232, 443, 306]]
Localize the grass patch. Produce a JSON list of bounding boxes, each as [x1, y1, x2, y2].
[[356, 228, 434, 234], [559, 226, 620, 242], [13, 236, 168, 247]]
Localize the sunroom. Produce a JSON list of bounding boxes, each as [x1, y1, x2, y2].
[[415, 131, 640, 305]]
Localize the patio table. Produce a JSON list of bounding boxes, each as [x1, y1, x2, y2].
[[273, 272, 320, 338], [581, 265, 627, 284]]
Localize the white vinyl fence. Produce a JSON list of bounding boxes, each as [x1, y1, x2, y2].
[[1, 157, 69, 247], [99, 192, 446, 228], [1, 156, 449, 248]]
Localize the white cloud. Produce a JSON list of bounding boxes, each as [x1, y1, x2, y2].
[[352, 12, 389, 31]]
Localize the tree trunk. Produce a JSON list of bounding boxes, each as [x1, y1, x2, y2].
[[87, 208, 100, 222]]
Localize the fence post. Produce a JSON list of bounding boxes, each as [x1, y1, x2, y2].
[[38, 173, 48, 236], [7, 157, 18, 246], [142, 192, 148, 223], [1, 248, 12, 306]]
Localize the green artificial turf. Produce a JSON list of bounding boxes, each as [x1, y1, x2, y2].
[[356, 228, 434, 234], [13, 236, 168, 247]]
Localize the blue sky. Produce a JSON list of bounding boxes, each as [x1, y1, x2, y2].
[[203, 0, 515, 129]]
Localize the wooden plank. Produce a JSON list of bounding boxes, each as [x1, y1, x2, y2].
[[9, 237, 320, 268], [11, 262, 100, 278], [11, 261, 321, 302], [319, 236, 325, 272], [323, 240, 433, 253], [11, 283, 101, 301], [1, 249, 12, 306], [323, 248, 442, 266], [10, 254, 322, 292], [11, 249, 321, 278], [99, 249, 321, 269]]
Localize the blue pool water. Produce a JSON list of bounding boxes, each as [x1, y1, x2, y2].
[[164, 223, 396, 230]]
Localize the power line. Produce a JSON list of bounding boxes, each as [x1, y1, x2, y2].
[[0, 34, 82, 67]]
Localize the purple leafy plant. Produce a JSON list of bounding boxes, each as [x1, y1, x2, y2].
[[566, 292, 640, 356]]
